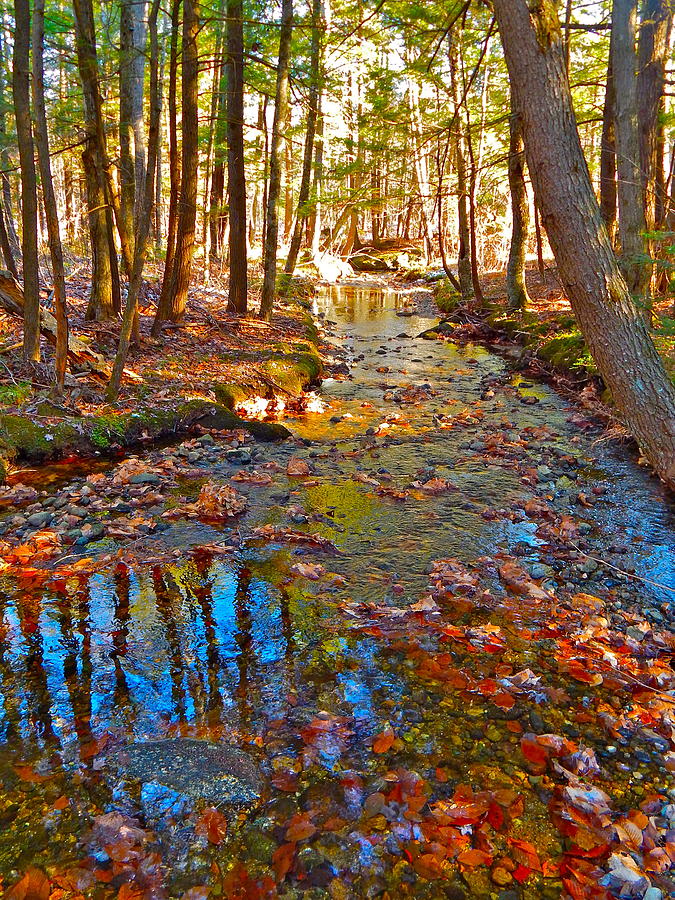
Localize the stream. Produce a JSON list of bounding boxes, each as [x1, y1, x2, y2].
[[0, 283, 673, 898]]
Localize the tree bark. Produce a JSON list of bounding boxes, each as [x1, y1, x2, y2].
[[32, 0, 68, 391], [637, 0, 672, 232], [12, 0, 40, 361], [152, 0, 180, 333], [108, 0, 162, 400], [226, 0, 247, 314], [493, 0, 675, 488], [284, 0, 322, 279], [162, 0, 199, 322], [260, 0, 293, 320], [73, 0, 120, 320], [612, 0, 650, 302], [600, 44, 618, 244], [449, 34, 472, 302], [506, 102, 530, 312]]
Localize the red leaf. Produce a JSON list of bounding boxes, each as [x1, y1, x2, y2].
[[195, 806, 228, 845], [272, 842, 296, 882]]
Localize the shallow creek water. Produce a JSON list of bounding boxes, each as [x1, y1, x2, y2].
[[0, 284, 673, 898]]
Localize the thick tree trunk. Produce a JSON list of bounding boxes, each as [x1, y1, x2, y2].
[[32, 0, 68, 391], [12, 0, 40, 361], [493, 0, 675, 488], [637, 0, 672, 232], [260, 0, 293, 320], [612, 0, 650, 302], [73, 0, 123, 319], [226, 0, 247, 314], [506, 103, 530, 312], [74, 0, 133, 281], [284, 0, 322, 279], [600, 46, 617, 244]]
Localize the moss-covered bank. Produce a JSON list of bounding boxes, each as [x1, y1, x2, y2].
[[0, 399, 291, 480], [0, 311, 324, 481], [431, 279, 599, 378]]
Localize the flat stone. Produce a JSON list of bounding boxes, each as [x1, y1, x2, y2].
[[226, 449, 252, 464], [106, 738, 263, 807], [27, 511, 53, 527], [130, 472, 161, 485]]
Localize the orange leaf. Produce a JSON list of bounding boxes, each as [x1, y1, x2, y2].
[[6, 869, 51, 900], [372, 728, 395, 754], [457, 848, 492, 868]]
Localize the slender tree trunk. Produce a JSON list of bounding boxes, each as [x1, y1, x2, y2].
[[161, 0, 198, 322], [226, 0, 247, 314], [600, 45, 618, 244], [13, 0, 40, 361], [493, 0, 675, 488], [209, 33, 228, 270], [119, 0, 146, 252], [33, 0, 68, 390], [506, 102, 530, 311], [152, 0, 180, 333], [285, 0, 322, 279], [260, 0, 293, 320], [108, 0, 161, 400], [0, 24, 18, 257], [449, 35, 472, 302], [612, 0, 650, 304]]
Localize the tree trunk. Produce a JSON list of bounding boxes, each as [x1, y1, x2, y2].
[[226, 0, 247, 314], [260, 0, 293, 320], [506, 102, 530, 312], [209, 32, 228, 270], [600, 44, 617, 244], [637, 0, 672, 233], [119, 0, 147, 252], [152, 0, 180, 333], [0, 24, 18, 257], [493, 0, 675, 488], [284, 0, 322, 279], [12, 0, 40, 361], [449, 35, 472, 302], [612, 0, 650, 303], [74, 0, 134, 281], [161, 0, 198, 322], [73, 0, 121, 320], [32, 0, 68, 391], [108, 0, 161, 400]]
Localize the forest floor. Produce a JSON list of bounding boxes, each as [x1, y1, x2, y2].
[[0, 264, 327, 478]]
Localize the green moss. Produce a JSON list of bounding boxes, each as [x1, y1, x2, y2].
[[539, 331, 597, 373], [434, 281, 463, 315], [0, 381, 32, 408]]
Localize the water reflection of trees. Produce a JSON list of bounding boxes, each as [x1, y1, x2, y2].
[[0, 555, 299, 764]]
